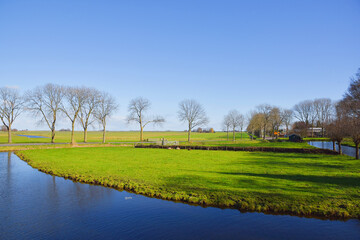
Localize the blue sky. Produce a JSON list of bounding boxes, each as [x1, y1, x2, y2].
[[0, 0, 359, 131]]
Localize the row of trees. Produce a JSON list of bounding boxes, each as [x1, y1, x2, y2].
[[246, 105, 293, 140], [0, 84, 211, 143], [0, 84, 119, 144], [222, 110, 245, 141], [244, 68, 360, 159]]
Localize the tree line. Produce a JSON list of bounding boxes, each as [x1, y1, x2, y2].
[[245, 68, 360, 159], [0, 84, 209, 144], [1, 69, 359, 156]]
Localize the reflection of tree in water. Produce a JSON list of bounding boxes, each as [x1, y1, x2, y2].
[[71, 181, 114, 207], [7, 152, 12, 184], [46, 175, 115, 208]]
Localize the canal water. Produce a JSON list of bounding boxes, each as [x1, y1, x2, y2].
[[1, 152, 360, 240], [17, 134, 49, 138], [308, 141, 357, 158]]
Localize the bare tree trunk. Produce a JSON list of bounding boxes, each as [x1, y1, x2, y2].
[[188, 126, 191, 142], [226, 130, 229, 141], [71, 121, 75, 145], [241, 128, 243, 139], [355, 143, 359, 160], [140, 125, 143, 141], [337, 141, 342, 154], [8, 125, 12, 143], [102, 125, 106, 144], [84, 127, 88, 143], [51, 128, 55, 143], [332, 140, 336, 151], [263, 126, 266, 139], [233, 128, 235, 142]]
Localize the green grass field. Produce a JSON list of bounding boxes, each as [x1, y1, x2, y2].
[[17, 147, 360, 219], [0, 131, 317, 149], [0, 131, 248, 144]]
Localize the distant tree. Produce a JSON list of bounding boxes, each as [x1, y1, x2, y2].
[[282, 109, 293, 135], [238, 113, 245, 139], [209, 128, 215, 133], [269, 107, 283, 139], [127, 97, 165, 141], [326, 102, 348, 154], [0, 87, 23, 143], [78, 88, 100, 143], [247, 112, 264, 139], [293, 100, 317, 137], [222, 115, 231, 140], [94, 92, 118, 143], [313, 98, 333, 137], [196, 127, 203, 133], [178, 99, 208, 142], [61, 87, 88, 145], [293, 100, 312, 124], [25, 83, 64, 143], [225, 110, 243, 141], [256, 104, 272, 139]]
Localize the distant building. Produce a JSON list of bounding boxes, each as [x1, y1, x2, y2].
[[307, 127, 323, 137]]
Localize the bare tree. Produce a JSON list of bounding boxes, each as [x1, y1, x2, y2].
[[247, 111, 263, 140], [222, 114, 231, 141], [339, 70, 360, 158], [25, 84, 64, 143], [94, 92, 118, 143], [238, 113, 245, 140], [294, 100, 312, 124], [269, 107, 283, 139], [313, 98, 333, 137], [178, 99, 208, 142], [282, 109, 293, 135], [326, 120, 346, 154], [256, 104, 272, 139], [78, 88, 100, 143], [61, 87, 88, 145], [0, 87, 23, 143], [293, 100, 317, 137], [127, 97, 165, 141], [326, 102, 348, 154], [226, 110, 242, 141]]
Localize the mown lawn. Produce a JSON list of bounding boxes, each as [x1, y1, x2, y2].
[[17, 147, 360, 219]]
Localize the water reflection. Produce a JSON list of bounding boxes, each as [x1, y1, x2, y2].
[[308, 141, 357, 158], [1, 152, 360, 240]]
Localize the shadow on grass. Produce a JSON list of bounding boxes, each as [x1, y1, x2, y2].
[[213, 172, 360, 188]]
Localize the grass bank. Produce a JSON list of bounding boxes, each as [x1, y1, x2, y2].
[[179, 139, 315, 149], [17, 147, 360, 219]]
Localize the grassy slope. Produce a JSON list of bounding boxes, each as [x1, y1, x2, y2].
[[17, 147, 360, 219]]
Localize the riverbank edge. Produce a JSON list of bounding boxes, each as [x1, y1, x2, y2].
[[14, 150, 357, 221]]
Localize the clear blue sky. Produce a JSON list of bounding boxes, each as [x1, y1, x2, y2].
[[1, 0, 359, 131]]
